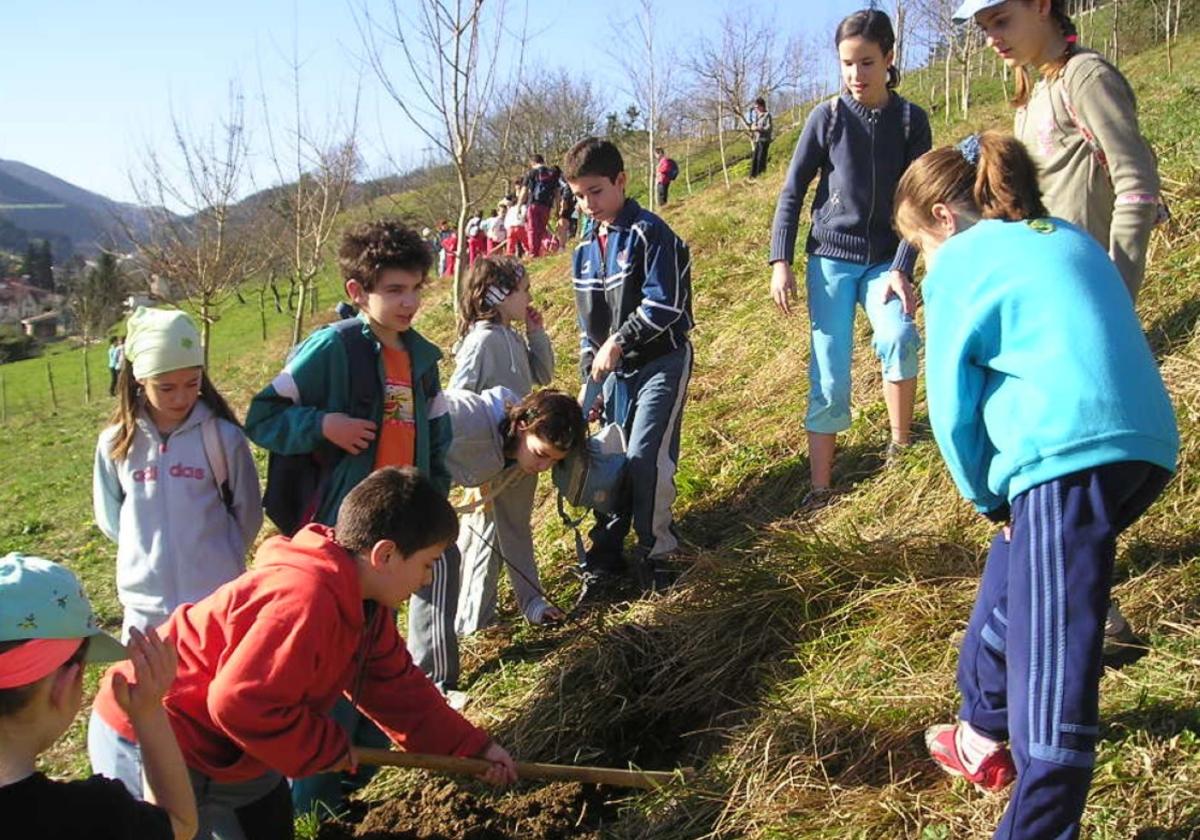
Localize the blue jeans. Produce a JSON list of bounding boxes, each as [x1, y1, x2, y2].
[[805, 256, 920, 434], [955, 462, 1169, 839], [585, 343, 692, 568]]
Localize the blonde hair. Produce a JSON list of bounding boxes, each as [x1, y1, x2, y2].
[[458, 256, 527, 338], [894, 131, 1047, 242], [1011, 0, 1079, 108]]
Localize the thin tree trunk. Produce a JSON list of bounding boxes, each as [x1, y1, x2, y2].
[[82, 342, 91, 403], [453, 169, 471, 329], [259, 287, 268, 342], [684, 135, 693, 196], [944, 49, 952, 123], [200, 298, 212, 368], [716, 101, 731, 188], [291, 274, 307, 346]]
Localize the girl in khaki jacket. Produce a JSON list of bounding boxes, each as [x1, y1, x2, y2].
[[955, 0, 1167, 664], [959, 0, 1164, 301]]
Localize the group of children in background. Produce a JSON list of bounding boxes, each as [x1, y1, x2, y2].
[[0, 1, 1179, 838]]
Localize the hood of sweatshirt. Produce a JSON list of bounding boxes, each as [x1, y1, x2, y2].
[[443, 386, 514, 487]]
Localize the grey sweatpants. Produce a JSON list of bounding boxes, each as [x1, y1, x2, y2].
[[456, 471, 546, 633], [407, 545, 461, 691]]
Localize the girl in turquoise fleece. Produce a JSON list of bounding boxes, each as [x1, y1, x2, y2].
[[894, 132, 1176, 840], [94, 307, 262, 641]]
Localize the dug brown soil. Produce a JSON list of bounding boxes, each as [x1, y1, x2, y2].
[[317, 781, 618, 840]]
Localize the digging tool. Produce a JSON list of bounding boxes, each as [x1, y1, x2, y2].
[[354, 747, 694, 790]]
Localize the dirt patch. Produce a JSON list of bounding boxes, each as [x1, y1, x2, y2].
[[317, 781, 619, 840]]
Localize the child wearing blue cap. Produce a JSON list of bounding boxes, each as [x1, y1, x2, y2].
[[893, 133, 1177, 839], [0, 553, 196, 839], [95, 307, 263, 641]]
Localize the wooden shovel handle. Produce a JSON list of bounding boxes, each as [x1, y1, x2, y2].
[[353, 747, 693, 790]]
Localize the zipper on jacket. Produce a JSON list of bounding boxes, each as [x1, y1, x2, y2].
[[867, 109, 879, 265]]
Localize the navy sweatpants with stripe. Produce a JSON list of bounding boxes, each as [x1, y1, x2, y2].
[[956, 461, 1169, 839]]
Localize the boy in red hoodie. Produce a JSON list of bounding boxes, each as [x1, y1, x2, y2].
[[88, 467, 516, 839]]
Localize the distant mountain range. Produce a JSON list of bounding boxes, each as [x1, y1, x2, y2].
[[0, 159, 166, 258]]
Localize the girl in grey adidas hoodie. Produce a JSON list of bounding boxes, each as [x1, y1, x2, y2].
[[92, 308, 262, 640], [450, 257, 556, 631]]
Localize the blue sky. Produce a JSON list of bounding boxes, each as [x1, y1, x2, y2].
[[1, 0, 869, 204]]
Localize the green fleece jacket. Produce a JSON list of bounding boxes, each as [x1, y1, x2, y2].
[[245, 317, 452, 525], [1015, 49, 1161, 299]]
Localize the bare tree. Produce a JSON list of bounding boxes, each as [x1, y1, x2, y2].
[[258, 46, 361, 345], [126, 91, 262, 364], [483, 67, 604, 167], [610, 0, 675, 210], [911, 0, 979, 120], [687, 10, 807, 185], [356, 0, 527, 319]]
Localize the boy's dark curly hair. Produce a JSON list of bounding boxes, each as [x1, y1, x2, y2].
[[337, 219, 433, 291]]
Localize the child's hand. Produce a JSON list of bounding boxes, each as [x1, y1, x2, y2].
[[576, 384, 604, 423], [881, 270, 917, 317], [525, 305, 545, 332], [322, 413, 378, 455], [112, 627, 177, 722], [770, 262, 797, 315], [590, 336, 622, 382], [475, 740, 518, 787]]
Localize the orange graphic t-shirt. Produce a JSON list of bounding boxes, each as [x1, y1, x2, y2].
[[374, 344, 416, 470]]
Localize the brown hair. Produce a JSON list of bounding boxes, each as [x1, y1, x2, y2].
[[562, 137, 625, 183], [458, 256, 528, 338], [0, 637, 88, 717], [836, 9, 901, 89], [1009, 0, 1078, 108], [499, 390, 586, 457], [107, 362, 240, 461], [337, 219, 432, 292], [894, 131, 1047, 241], [335, 466, 458, 557]]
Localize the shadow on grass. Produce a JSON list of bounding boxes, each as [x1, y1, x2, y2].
[[1146, 293, 1200, 357], [1134, 822, 1200, 840], [1121, 529, 1200, 576], [1102, 696, 1200, 742]]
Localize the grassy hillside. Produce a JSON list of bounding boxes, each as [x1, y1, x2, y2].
[[3, 25, 1199, 840]]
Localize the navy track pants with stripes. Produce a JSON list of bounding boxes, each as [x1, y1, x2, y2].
[[956, 460, 1169, 839]]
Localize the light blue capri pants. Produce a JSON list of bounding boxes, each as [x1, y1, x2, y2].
[[805, 255, 921, 433]]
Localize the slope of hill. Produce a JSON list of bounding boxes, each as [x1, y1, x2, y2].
[[0, 23, 1198, 840], [0, 158, 163, 256]]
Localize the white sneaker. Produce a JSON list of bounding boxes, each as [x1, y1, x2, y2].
[[443, 690, 470, 711]]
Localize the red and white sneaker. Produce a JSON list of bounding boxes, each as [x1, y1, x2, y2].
[[925, 723, 1016, 793]]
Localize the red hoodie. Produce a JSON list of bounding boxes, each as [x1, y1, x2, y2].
[[93, 525, 489, 783]]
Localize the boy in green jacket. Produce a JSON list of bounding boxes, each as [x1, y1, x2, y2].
[[245, 219, 457, 820]]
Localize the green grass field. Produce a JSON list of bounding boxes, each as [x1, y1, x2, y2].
[[4, 20, 1200, 839]]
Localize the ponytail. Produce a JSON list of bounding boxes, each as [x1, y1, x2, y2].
[[1011, 0, 1079, 108], [894, 131, 1046, 241], [887, 65, 901, 90]]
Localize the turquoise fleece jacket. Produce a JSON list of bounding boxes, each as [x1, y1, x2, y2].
[[923, 218, 1177, 514], [245, 316, 452, 525]]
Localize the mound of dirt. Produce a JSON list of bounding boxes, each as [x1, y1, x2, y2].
[[317, 781, 618, 840]]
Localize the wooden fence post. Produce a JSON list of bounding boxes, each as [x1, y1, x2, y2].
[[46, 361, 58, 414]]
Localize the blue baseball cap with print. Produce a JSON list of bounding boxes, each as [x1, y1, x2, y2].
[[952, 0, 1006, 23], [0, 553, 126, 688]]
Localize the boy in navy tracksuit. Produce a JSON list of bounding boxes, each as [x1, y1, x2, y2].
[[562, 137, 694, 595]]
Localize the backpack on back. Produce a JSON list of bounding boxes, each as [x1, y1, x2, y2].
[[666, 159, 680, 182], [262, 318, 377, 536], [529, 166, 558, 206]]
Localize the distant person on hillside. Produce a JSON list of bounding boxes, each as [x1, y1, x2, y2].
[[436, 220, 453, 276], [958, 0, 1169, 667], [655, 148, 679, 207], [422, 226, 440, 262], [896, 131, 1177, 840], [519, 155, 559, 258], [94, 307, 262, 641], [768, 9, 931, 509], [563, 137, 694, 599], [88, 468, 516, 837], [504, 200, 528, 258], [749, 97, 773, 178], [442, 228, 459, 279], [107, 335, 124, 397], [450, 257, 565, 632], [555, 167, 577, 250], [0, 553, 196, 840], [466, 213, 487, 267], [486, 204, 508, 255], [244, 221, 457, 818]]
